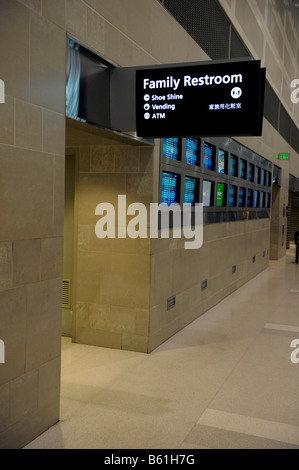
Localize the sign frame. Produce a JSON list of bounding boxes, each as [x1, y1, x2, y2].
[[135, 59, 265, 139]]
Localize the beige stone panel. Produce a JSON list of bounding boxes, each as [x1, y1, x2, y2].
[[283, 46, 295, 85], [230, 233, 248, 263], [114, 146, 140, 173], [255, 0, 266, 17], [149, 310, 180, 347], [90, 0, 129, 33], [121, 333, 148, 353], [103, 21, 137, 67], [0, 242, 12, 293], [38, 356, 61, 410], [210, 267, 234, 294], [149, 293, 183, 340], [248, 232, 259, 260], [109, 305, 136, 333], [183, 283, 203, 314], [64, 156, 75, 294], [265, 42, 283, 96], [88, 303, 110, 330], [139, 147, 154, 174], [285, 14, 297, 59], [150, 251, 174, 307], [54, 156, 66, 237], [0, 0, 30, 101], [0, 145, 54, 241], [40, 237, 64, 281], [0, 95, 14, 145], [126, 173, 153, 205], [178, 301, 204, 331], [230, 232, 249, 261], [257, 120, 280, 156], [13, 239, 41, 287], [65, 0, 87, 44], [86, 7, 105, 54], [76, 252, 101, 303], [30, 12, 66, 113], [132, 42, 156, 67], [200, 293, 219, 316], [235, 0, 264, 58], [0, 384, 10, 432], [281, 78, 293, 115], [26, 279, 62, 371], [151, 233, 185, 255], [90, 227, 151, 255], [90, 146, 115, 173], [267, 8, 283, 59], [78, 225, 90, 251], [0, 402, 56, 449], [78, 173, 126, 225], [199, 245, 217, 279], [76, 326, 122, 349], [43, 110, 65, 156], [98, 252, 150, 308], [239, 258, 252, 278], [148, 330, 164, 352], [81, 0, 95, 11], [172, 249, 201, 294], [75, 301, 88, 328], [149, 303, 164, 336], [148, 319, 180, 353], [42, 0, 66, 29], [294, 97, 299, 129], [15, 100, 43, 151], [134, 308, 149, 336], [166, 291, 183, 323], [124, 0, 153, 52], [203, 223, 227, 242], [10, 370, 38, 425], [226, 220, 246, 238], [0, 287, 27, 386], [18, 0, 41, 13], [208, 238, 234, 276], [45, 400, 60, 429], [77, 147, 90, 172]]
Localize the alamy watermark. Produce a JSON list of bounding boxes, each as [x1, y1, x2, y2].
[[290, 339, 299, 364], [0, 79, 5, 103], [0, 340, 5, 364], [95, 196, 203, 250], [291, 79, 299, 104]]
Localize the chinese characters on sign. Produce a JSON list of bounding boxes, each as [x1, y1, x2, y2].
[[209, 103, 242, 110]]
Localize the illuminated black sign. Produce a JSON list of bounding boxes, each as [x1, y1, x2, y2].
[[136, 60, 265, 138]]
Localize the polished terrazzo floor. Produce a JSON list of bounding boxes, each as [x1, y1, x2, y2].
[[25, 248, 299, 449]]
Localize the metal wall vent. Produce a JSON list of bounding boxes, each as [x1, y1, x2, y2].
[[62, 279, 71, 309], [167, 295, 176, 310]]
